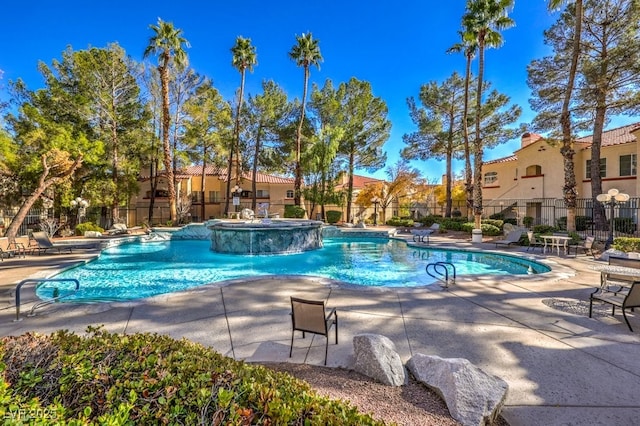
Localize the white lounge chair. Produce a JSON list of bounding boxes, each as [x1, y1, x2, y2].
[[411, 223, 440, 243], [495, 230, 524, 248]]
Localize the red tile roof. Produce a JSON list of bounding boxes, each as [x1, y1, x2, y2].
[[335, 174, 385, 190], [484, 155, 518, 165], [577, 122, 639, 147], [142, 165, 295, 184]]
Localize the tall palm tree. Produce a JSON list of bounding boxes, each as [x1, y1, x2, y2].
[[224, 36, 257, 216], [462, 0, 514, 229], [144, 18, 190, 224], [447, 30, 478, 221], [289, 32, 323, 207], [547, 0, 583, 232]]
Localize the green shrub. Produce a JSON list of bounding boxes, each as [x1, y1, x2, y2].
[[613, 217, 636, 234], [612, 237, 640, 252], [532, 224, 557, 235], [576, 216, 590, 231], [482, 219, 504, 230], [451, 209, 462, 217], [503, 218, 518, 226], [460, 222, 501, 236], [523, 216, 534, 228], [284, 205, 306, 218], [386, 216, 414, 227], [489, 213, 504, 220], [74, 222, 104, 236], [325, 210, 342, 224], [0, 328, 383, 425], [440, 218, 464, 231]]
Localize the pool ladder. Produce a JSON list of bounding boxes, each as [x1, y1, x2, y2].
[[426, 262, 456, 288], [13, 278, 80, 322]]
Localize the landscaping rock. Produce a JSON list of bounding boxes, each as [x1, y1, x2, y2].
[[353, 334, 406, 386], [84, 231, 102, 238], [407, 353, 508, 426]]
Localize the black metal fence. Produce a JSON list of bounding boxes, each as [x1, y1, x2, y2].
[[2, 197, 639, 243]]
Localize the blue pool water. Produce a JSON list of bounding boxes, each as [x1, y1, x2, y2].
[[40, 238, 550, 302]]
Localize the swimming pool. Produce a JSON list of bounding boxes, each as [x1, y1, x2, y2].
[[39, 237, 550, 302]]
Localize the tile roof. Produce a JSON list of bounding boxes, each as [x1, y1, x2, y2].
[[576, 122, 640, 147], [335, 174, 385, 190], [484, 155, 518, 165], [142, 165, 295, 184]]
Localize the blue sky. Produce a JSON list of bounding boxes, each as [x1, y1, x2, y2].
[[1, 1, 637, 181]]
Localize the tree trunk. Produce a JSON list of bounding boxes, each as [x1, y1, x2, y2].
[[252, 123, 264, 211], [463, 52, 474, 221], [5, 155, 82, 239], [111, 120, 120, 226], [346, 148, 355, 223], [294, 66, 310, 207], [159, 63, 177, 224], [201, 145, 207, 221], [591, 103, 608, 231], [473, 35, 486, 229], [559, 0, 583, 232]]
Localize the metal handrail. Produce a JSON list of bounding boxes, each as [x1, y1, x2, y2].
[[14, 278, 80, 322], [426, 262, 457, 288]]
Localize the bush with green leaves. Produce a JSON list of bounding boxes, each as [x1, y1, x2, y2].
[[532, 224, 557, 235], [325, 210, 342, 224], [612, 237, 640, 252], [284, 205, 306, 218], [460, 222, 502, 236], [0, 328, 383, 425], [74, 222, 104, 236], [385, 216, 414, 227], [440, 218, 465, 231], [482, 219, 504, 230]]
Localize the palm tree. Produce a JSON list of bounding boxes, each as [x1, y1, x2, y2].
[[547, 0, 583, 232], [144, 18, 190, 224], [224, 36, 257, 216], [289, 32, 323, 207], [462, 0, 514, 229], [447, 30, 478, 221]]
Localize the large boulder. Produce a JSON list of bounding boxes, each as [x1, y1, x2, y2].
[[407, 353, 508, 426], [353, 334, 406, 386]]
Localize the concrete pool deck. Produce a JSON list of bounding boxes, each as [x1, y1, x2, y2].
[[0, 232, 639, 425]]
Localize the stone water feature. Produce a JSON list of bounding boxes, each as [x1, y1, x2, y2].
[[208, 219, 324, 255]]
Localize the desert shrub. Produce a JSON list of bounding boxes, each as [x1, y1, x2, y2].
[[74, 222, 104, 236], [522, 216, 534, 228], [612, 237, 640, 252], [325, 210, 342, 224], [460, 222, 501, 236], [532, 224, 556, 235], [284, 205, 306, 218], [418, 215, 443, 227], [451, 209, 462, 217], [440, 218, 465, 231], [482, 219, 504, 230], [613, 217, 636, 234], [0, 328, 383, 425], [386, 216, 414, 227]]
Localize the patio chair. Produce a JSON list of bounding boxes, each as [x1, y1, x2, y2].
[[526, 231, 544, 252], [570, 236, 596, 258], [495, 230, 524, 249], [31, 231, 97, 255], [290, 297, 338, 365], [0, 237, 18, 261], [106, 223, 129, 235], [411, 223, 440, 243], [589, 281, 640, 332]]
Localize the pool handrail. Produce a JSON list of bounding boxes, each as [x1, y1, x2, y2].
[[426, 262, 457, 288], [14, 278, 80, 322]]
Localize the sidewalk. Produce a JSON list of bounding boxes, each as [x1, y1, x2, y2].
[[0, 235, 639, 425]]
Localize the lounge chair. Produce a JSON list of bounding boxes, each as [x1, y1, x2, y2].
[[411, 223, 440, 243], [0, 237, 18, 260], [570, 236, 596, 258], [31, 231, 97, 255], [106, 223, 129, 235], [526, 231, 544, 252], [590, 281, 640, 332], [290, 297, 338, 365], [495, 230, 524, 248]]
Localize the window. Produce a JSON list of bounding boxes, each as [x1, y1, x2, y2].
[[484, 172, 497, 185], [586, 158, 606, 179], [286, 190, 294, 198], [256, 190, 270, 198], [191, 192, 202, 203], [525, 165, 542, 176], [208, 191, 220, 203], [620, 154, 637, 177]]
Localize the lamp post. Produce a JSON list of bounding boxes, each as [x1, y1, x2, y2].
[[596, 188, 629, 250], [372, 196, 381, 226], [70, 197, 89, 225], [232, 185, 243, 213]]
